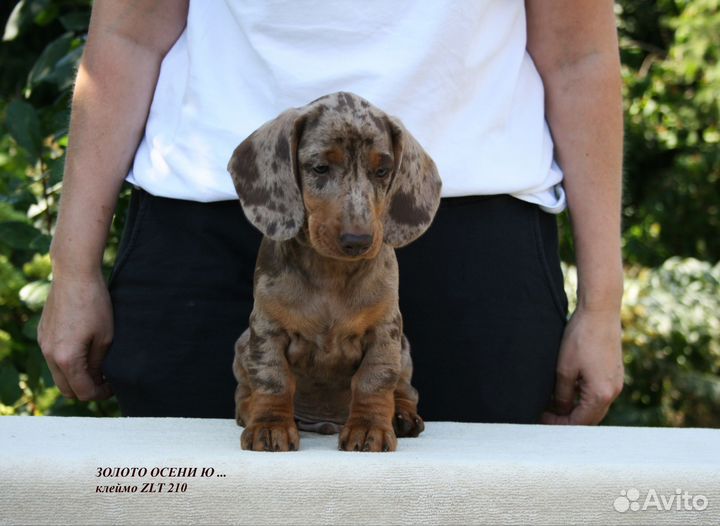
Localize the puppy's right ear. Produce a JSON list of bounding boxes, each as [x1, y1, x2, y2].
[[227, 109, 306, 241]]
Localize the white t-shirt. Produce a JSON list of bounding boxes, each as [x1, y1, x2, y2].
[[128, 0, 566, 213]]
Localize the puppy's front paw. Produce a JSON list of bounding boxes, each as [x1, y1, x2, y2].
[[339, 419, 397, 452], [393, 409, 425, 438], [241, 420, 300, 452]]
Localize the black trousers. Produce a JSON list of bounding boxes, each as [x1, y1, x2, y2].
[[103, 188, 567, 423]]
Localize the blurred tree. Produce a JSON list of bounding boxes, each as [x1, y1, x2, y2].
[[618, 0, 720, 265], [0, 0, 122, 416]]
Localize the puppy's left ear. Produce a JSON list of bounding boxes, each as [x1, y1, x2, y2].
[[227, 109, 307, 241], [383, 117, 442, 247]]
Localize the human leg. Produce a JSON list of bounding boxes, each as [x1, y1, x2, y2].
[[396, 195, 568, 423]]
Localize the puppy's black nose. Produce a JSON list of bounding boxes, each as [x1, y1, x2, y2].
[[339, 233, 373, 256]]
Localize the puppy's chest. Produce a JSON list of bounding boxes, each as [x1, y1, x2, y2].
[[286, 329, 363, 377], [280, 299, 381, 372], [260, 280, 391, 374]]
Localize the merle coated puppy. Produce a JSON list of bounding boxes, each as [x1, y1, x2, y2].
[[228, 92, 441, 452]]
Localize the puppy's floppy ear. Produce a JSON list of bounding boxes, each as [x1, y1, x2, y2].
[[227, 109, 306, 241], [383, 117, 442, 248]]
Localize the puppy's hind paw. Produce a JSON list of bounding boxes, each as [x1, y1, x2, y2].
[[393, 410, 424, 438]]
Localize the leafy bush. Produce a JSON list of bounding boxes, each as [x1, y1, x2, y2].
[[564, 258, 720, 427], [617, 0, 720, 266], [0, 0, 121, 416]]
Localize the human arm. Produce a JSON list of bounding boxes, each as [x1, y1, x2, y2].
[[38, 0, 188, 400], [525, 0, 625, 424]]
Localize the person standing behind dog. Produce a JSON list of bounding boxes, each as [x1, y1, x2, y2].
[[38, 0, 624, 426]]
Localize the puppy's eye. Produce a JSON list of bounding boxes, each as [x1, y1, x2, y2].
[[313, 165, 329, 175], [375, 168, 390, 179]]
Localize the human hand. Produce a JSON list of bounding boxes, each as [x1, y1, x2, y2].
[[38, 272, 114, 401], [541, 306, 624, 425]]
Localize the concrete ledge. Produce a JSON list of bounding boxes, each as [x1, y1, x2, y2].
[[0, 417, 718, 525]]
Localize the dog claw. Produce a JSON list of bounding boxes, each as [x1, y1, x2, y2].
[[240, 422, 300, 452]]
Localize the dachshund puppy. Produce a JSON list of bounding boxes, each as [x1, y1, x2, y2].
[[228, 92, 441, 452]]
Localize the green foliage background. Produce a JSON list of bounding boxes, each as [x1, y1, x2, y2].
[[0, 0, 718, 425]]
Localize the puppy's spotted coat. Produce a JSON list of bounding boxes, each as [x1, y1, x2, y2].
[[228, 92, 441, 452]]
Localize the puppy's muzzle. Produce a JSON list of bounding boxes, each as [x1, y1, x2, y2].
[[339, 233, 373, 257]]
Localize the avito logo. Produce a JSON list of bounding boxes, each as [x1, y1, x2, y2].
[[614, 488, 708, 513]]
